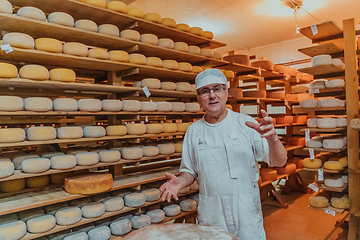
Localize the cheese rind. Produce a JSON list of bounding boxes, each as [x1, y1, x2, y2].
[[126, 123, 146, 135], [0, 221, 26, 240], [331, 196, 350, 209], [74, 19, 98, 32], [161, 18, 176, 27], [146, 209, 165, 223], [176, 82, 191, 92], [163, 204, 181, 216], [146, 57, 163, 67], [48, 12, 74, 27], [88, 48, 110, 60], [122, 100, 141, 111], [55, 207, 82, 225], [0, 63, 18, 79], [306, 139, 322, 148], [83, 126, 106, 138], [146, 123, 163, 134], [180, 199, 197, 211], [63, 42, 88, 57], [142, 78, 161, 89], [129, 53, 146, 64], [188, 46, 201, 55], [142, 146, 159, 157], [0, 178, 25, 192], [176, 23, 190, 32], [131, 215, 151, 230], [110, 218, 132, 235], [88, 226, 111, 240], [49, 68, 76, 82], [50, 172, 71, 184], [64, 173, 113, 194], [251, 60, 274, 71], [103, 196, 124, 212], [0, 0, 13, 14], [124, 192, 146, 207], [35, 38, 63, 53], [98, 24, 119, 37], [259, 168, 277, 181], [174, 42, 189, 52], [52, 98, 78, 111], [3, 32, 34, 49], [161, 82, 177, 91], [323, 139, 345, 150], [185, 103, 200, 112], [0, 128, 25, 143], [317, 118, 337, 129], [309, 196, 328, 208], [50, 155, 77, 170], [323, 160, 344, 170], [19, 65, 49, 81], [158, 38, 175, 49], [121, 147, 143, 160], [319, 98, 344, 108], [17, 6, 46, 21], [24, 97, 52, 111], [303, 158, 322, 169], [325, 79, 345, 88], [57, 126, 83, 139], [140, 34, 158, 45], [200, 49, 213, 58], [178, 62, 192, 72], [0, 161, 14, 178], [120, 29, 140, 41], [27, 126, 56, 141], [109, 50, 129, 62], [324, 178, 344, 188], [81, 203, 105, 218], [106, 125, 127, 136], [27, 215, 56, 233], [0, 96, 23, 111], [21, 158, 50, 173], [190, 27, 203, 36], [142, 188, 161, 202], [162, 123, 177, 133], [311, 55, 332, 67], [144, 12, 162, 23], [99, 150, 120, 163], [310, 79, 326, 89], [157, 143, 175, 155], [175, 142, 183, 153], [106, 1, 127, 13], [203, 31, 214, 39], [75, 152, 99, 166], [300, 99, 318, 109], [171, 102, 185, 112], [85, 0, 107, 8], [141, 101, 157, 111], [78, 99, 102, 112], [127, 7, 144, 18]]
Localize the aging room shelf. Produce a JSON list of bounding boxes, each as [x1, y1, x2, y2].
[[303, 146, 347, 153], [300, 128, 347, 133], [312, 182, 348, 193], [303, 167, 345, 174], [284, 145, 305, 151], [293, 106, 346, 114], [299, 21, 343, 44], [298, 64, 345, 76], [298, 42, 344, 58]]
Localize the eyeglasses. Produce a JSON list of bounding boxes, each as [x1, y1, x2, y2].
[[197, 84, 226, 97]]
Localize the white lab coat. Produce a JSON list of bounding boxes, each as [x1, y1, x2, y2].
[[180, 109, 269, 239]]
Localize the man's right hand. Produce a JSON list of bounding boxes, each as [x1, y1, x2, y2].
[[159, 172, 182, 202]]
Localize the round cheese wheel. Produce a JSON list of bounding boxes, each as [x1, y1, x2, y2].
[[140, 33, 158, 45], [146, 209, 165, 223], [332, 59, 345, 69], [35, 38, 62, 53], [251, 60, 274, 71], [102, 196, 124, 212], [0, 63, 18, 78], [223, 70, 235, 79], [163, 204, 181, 216], [144, 12, 161, 23], [106, 125, 127, 136], [192, 66, 203, 74], [24, 97, 52, 111], [0, 221, 26, 240], [82, 203, 105, 218], [0, 96, 23, 111], [106, 1, 127, 13], [122, 100, 141, 111], [64, 231, 88, 240], [146, 57, 163, 68], [185, 103, 200, 112], [146, 123, 163, 134], [190, 27, 203, 36], [259, 168, 277, 181], [156, 102, 172, 111], [110, 218, 132, 235], [310, 79, 326, 89], [63, 42, 88, 57], [188, 46, 201, 55], [50, 155, 76, 169], [200, 48, 213, 58], [17, 6, 46, 21], [120, 29, 140, 41], [312, 55, 332, 67], [140, 101, 156, 111], [180, 199, 197, 212], [27, 215, 56, 233], [157, 143, 175, 155], [98, 24, 119, 37], [317, 118, 337, 129], [121, 147, 143, 160], [171, 102, 185, 112], [161, 82, 176, 91], [178, 62, 192, 72], [306, 139, 322, 148], [142, 146, 159, 157], [331, 196, 350, 209], [88, 48, 110, 60], [274, 163, 296, 174], [26, 175, 49, 188], [303, 158, 322, 169], [300, 99, 318, 109], [53, 98, 78, 111], [177, 122, 190, 132], [320, 98, 344, 108], [83, 126, 106, 138], [102, 99, 122, 111], [126, 123, 146, 135], [323, 138, 345, 150], [57, 126, 83, 139], [49, 68, 76, 82], [174, 142, 182, 153], [0, 161, 14, 178], [307, 118, 318, 128], [19, 65, 49, 80], [41, 151, 64, 158], [162, 60, 178, 70], [161, 17, 176, 28], [131, 215, 151, 230], [309, 196, 328, 208], [12, 153, 39, 170], [176, 23, 190, 32], [48, 12, 74, 27], [129, 53, 146, 65], [75, 152, 99, 166], [323, 160, 343, 170], [174, 42, 188, 52], [158, 38, 174, 49], [0, 128, 25, 143], [127, 7, 144, 18], [85, 0, 106, 7], [74, 19, 98, 32], [21, 158, 50, 173], [27, 126, 56, 141], [55, 207, 82, 225], [78, 99, 102, 111], [0, 0, 12, 14], [336, 117, 347, 128], [109, 50, 129, 62], [124, 192, 146, 207], [325, 79, 345, 88], [3, 32, 34, 49], [0, 178, 25, 192], [142, 188, 161, 202], [213, 52, 223, 60], [142, 78, 161, 89], [324, 178, 344, 188], [162, 123, 177, 133], [203, 31, 214, 39], [99, 150, 120, 163]]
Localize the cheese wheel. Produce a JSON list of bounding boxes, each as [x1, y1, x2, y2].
[[98, 24, 119, 37], [332, 59, 345, 69], [0, 96, 23, 111], [0, 160, 14, 178], [176, 23, 190, 32], [190, 27, 203, 36], [146, 209, 165, 223], [161, 82, 176, 91], [323, 160, 344, 170], [74, 19, 98, 32], [129, 53, 146, 64], [188, 46, 201, 55], [75, 152, 99, 166], [312, 55, 332, 67], [300, 99, 318, 109], [192, 66, 203, 74], [309, 196, 328, 208], [317, 118, 337, 129], [26, 175, 49, 188], [274, 64, 285, 73], [21, 158, 50, 173], [176, 82, 191, 92], [200, 49, 213, 58], [17, 6, 46, 21], [99, 150, 120, 163], [64, 173, 113, 194], [320, 98, 344, 108], [144, 12, 161, 23], [172, 42, 189, 52], [78, 99, 102, 111], [284, 67, 297, 76], [27, 126, 56, 141], [63, 42, 88, 57], [325, 79, 345, 88], [83, 126, 106, 138], [48, 12, 74, 27], [109, 50, 129, 62], [127, 7, 144, 18], [140, 33, 158, 45], [142, 146, 159, 157], [203, 31, 214, 39], [88, 48, 110, 60], [223, 70, 235, 79], [251, 60, 274, 71], [57, 126, 83, 139], [307, 118, 318, 128], [50, 155, 76, 170], [50, 172, 71, 184], [126, 123, 146, 135], [146, 57, 163, 68], [102, 196, 124, 212], [12, 154, 39, 170], [178, 62, 192, 72], [102, 99, 122, 111], [157, 143, 175, 155], [156, 102, 172, 111], [106, 1, 127, 13], [0, 63, 18, 79], [3, 32, 34, 49], [124, 192, 146, 207], [27, 215, 56, 233], [171, 102, 185, 112], [141, 101, 157, 111], [0, 0, 12, 14], [190, 180, 199, 190], [142, 78, 161, 89], [310, 79, 326, 89], [121, 147, 143, 160], [0, 178, 25, 192], [158, 38, 174, 49], [131, 215, 151, 230], [180, 199, 197, 212], [324, 178, 344, 188], [120, 29, 140, 41], [110, 218, 132, 235], [185, 103, 200, 112], [160, 17, 176, 28], [259, 168, 277, 181], [146, 123, 163, 134], [106, 125, 127, 136], [323, 138, 345, 150], [274, 163, 296, 174], [331, 196, 350, 209], [19, 65, 49, 81], [64, 232, 88, 240], [303, 158, 322, 168], [0, 221, 26, 239], [122, 100, 141, 111], [176, 122, 190, 132], [162, 123, 177, 133], [0, 128, 25, 143], [142, 188, 161, 202], [49, 68, 76, 83], [163, 204, 181, 216], [213, 52, 223, 60], [306, 139, 322, 148], [81, 203, 105, 218], [24, 97, 52, 112], [34, 38, 62, 53], [175, 142, 182, 153]]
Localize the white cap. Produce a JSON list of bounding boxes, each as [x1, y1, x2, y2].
[[195, 69, 228, 90]]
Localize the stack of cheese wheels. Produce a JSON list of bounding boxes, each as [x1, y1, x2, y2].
[[19, 65, 49, 81], [17, 6, 46, 21], [0, 63, 18, 79], [98, 24, 119, 37], [63, 42, 88, 57], [75, 19, 98, 32]]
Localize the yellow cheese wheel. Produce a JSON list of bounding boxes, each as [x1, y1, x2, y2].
[[50, 172, 71, 184], [174, 42, 189, 52], [48, 12, 74, 27], [309, 196, 329, 208], [0, 178, 25, 192], [121, 29, 140, 41], [127, 8, 144, 18], [129, 53, 146, 65], [140, 33, 158, 45], [323, 161, 344, 170], [176, 123, 190, 132], [141, 78, 161, 89], [259, 168, 277, 181], [190, 27, 203, 36], [176, 23, 190, 32], [109, 50, 129, 62], [85, 0, 106, 8], [74, 19, 98, 32], [17, 6, 46, 21], [19, 64, 49, 80], [106, 125, 127, 136], [63, 42, 88, 57], [200, 48, 213, 58], [88, 48, 110, 60], [35, 38, 63, 53], [162, 123, 177, 133], [162, 60, 178, 70], [161, 18, 176, 28], [106, 1, 127, 13], [26, 175, 49, 188], [98, 24, 119, 37], [174, 142, 183, 153], [49, 68, 76, 82], [203, 31, 214, 39], [158, 38, 174, 49], [3, 32, 34, 49], [176, 82, 191, 92], [192, 66, 203, 74], [146, 124, 163, 134], [0, 221, 27, 240], [144, 12, 161, 23], [303, 158, 322, 169], [161, 82, 176, 91], [188, 46, 201, 55], [126, 123, 146, 135], [178, 62, 192, 72], [0, 0, 13, 14], [0, 63, 18, 78], [146, 57, 163, 68]]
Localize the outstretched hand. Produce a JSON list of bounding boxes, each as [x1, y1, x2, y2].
[[159, 172, 182, 202], [245, 109, 276, 140]]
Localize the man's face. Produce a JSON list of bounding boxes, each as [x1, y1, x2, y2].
[[196, 83, 228, 117]]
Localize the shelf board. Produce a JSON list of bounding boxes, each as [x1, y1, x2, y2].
[[313, 182, 347, 193], [300, 127, 346, 133], [298, 64, 345, 76], [303, 167, 343, 174], [293, 106, 346, 114], [299, 21, 343, 43], [284, 145, 305, 151], [298, 42, 344, 58], [303, 146, 347, 153]]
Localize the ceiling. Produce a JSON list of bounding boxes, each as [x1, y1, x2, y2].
[[126, 0, 360, 54]]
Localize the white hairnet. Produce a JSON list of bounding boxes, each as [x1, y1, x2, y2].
[[195, 69, 228, 90]]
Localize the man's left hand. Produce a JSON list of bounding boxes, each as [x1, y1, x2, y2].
[[245, 109, 277, 140]]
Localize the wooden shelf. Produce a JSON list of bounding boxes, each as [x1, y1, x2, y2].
[[303, 146, 347, 153], [300, 127, 346, 133], [299, 21, 343, 44], [293, 106, 346, 114], [303, 167, 344, 174], [298, 42, 344, 58], [313, 182, 348, 193], [284, 145, 305, 151], [298, 64, 345, 76]]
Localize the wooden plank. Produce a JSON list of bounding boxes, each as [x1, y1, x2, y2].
[[300, 127, 346, 133], [298, 42, 344, 57], [313, 182, 347, 193], [299, 21, 343, 42], [284, 145, 305, 151], [292, 106, 346, 114], [298, 64, 345, 76], [303, 147, 347, 153], [303, 167, 343, 174], [0, 111, 204, 116]]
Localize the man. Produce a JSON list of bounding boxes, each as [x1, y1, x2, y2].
[[160, 69, 287, 239]]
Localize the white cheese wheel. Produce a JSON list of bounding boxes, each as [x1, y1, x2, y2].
[[74, 19, 98, 32], [156, 102, 172, 111], [64, 232, 88, 240], [48, 12, 74, 27], [192, 66, 203, 74], [307, 118, 318, 128], [126, 123, 146, 135], [0, 221, 27, 239], [161, 82, 176, 90], [17, 6, 46, 21], [213, 52, 223, 60], [178, 62, 192, 72], [332, 59, 345, 69], [57, 126, 83, 139], [121, 147, 143, 160], [146, 209, 165, 223], [305, 139, 322, 148], [98, 24, 119, 37], [129, 53, 146, 65], [142, 188, 161, 202], [161, 17, 176, 27], [162, 123, 177, 133], [171, 102, 185, 112], [177, 123, 190, 132], [50, 155, 76, 170], [35, 38, 62, 53], [0, 0, 12, 14], [109, 50, 129, 62], [176, 82, 191, 92], [88, 48, 110, 60], [102, 99, 122, 112], [78, 99, 102, 111], [324, 178, 344, 188], [107, 1, 127, 13], [82, 203, 105, 218], [180, 199, 197, 212], [19, 65, 49, 81], [75, 152, 99, 166], [174, 142, 182, 153], [157, 143, 175, 155], [311, 55, 332, 67], [325, 79, 345, 88], [185, 103, 200, 112], [310, 79, 327, 89], [317, 118, 337, 129], [127, 7, 144, 18], [3, 32, 34, 49], [146, 123, 163, 134], [55, 207, 82, 225], [162, 60, 178, 69], [188, 46, 201, 55], [131, 215, 151, 230], [146, 57, 163, 67], [122, 100, 141, 111], [99, 150, 120, 163], [174, 42, 188, 52], [83, 126, 106, 138], [50, 172, 71, 184], [88, 226, 111, 240], [140, 33, 158, 45], [106, 125, 127, 136], [53, 98, 78, 111], [49, 68, 76, 82], [337, 117, 347, 127], [26, 175, 49, 188], [163, 204, 181, 216], [200, 49, 213, 58], [0, 128, 25, 143], [142, 78, 161, 89], [144, 12, 161, 23], [27, 126, 56, 141], [63, 42, 88, 57], [141, 101, 157, 111], [120, 29, 140, 41], [158, 38, 174, 49], [300, 99, 318, 109], [176, 23, 190, 32], [309, 196, 328, 208], [0, 178, 25, 192], [12, 154, 39, 170], [124, 192, 146, 207], [27, 215, 56, 233], [323, 160, 344, 170], [0, 63, 18, 78], [331, 196, 350, 209], [142, 146, 159, 157], [85, 0, 107, 8], [303, 158, 322, 169], [103, 196, 124, 212], [320, 98, 344, 108], [0, 161, 14, 178], [21, 158, 50, 173], [190, 27, 203, 36], [110, 218, 132, 235], [24, 97, 52, 111], [0, 96, 23, 111]]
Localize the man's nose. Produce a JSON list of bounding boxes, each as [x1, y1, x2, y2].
[[208, 89, 216, 99]]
